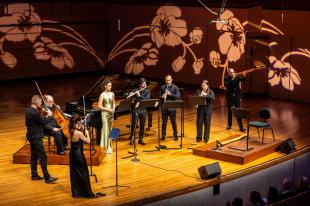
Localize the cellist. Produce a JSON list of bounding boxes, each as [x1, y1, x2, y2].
[[43, 94, 67, 155]]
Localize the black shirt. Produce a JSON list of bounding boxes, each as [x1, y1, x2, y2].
[[25, 107, 53, 140], [159, 84, 180, 101], [224, 75, 246, 97]]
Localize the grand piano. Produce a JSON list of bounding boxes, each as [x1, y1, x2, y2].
[[65, 73, 158, 144]]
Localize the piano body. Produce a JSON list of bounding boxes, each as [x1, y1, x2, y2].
[[65, 73, 158, 144]]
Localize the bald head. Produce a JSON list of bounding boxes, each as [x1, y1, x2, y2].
[[44, 95, 54, 108]]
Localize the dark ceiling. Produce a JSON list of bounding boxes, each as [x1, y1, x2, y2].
[[2, 0, 310, 11]]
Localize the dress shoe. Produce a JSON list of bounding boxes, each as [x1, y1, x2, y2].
[[160, 137, 165, 141], [129, 141, 133, 145], [92, 192, 106, 198], [196, 139, 202, 143], [31, 175, 44, 180], [45, 177, 58, 184], [138, 140, 146, 145], [226, 126, 232, 130], [204, 139, 209, 143], [57, 151, 65, 155], [240, 128, 246, 132], [146, 127, 151, 131], [174, 136, 178, 141]]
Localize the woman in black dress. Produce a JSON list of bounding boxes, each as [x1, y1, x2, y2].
[[195, 80, 215, 143], [69, 115, 104, 198]]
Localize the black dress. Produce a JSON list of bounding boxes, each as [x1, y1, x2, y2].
[[70, 139, 95, 198]]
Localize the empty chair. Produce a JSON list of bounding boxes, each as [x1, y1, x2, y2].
[[249, 108, 275, 144]]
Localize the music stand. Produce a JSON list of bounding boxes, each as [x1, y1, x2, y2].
[[228, 107, 254, 151], [159, 100, 184, 150], [84, 113, 98, 182], [123, 99, 160, 160], [103, 128, 129, 196]]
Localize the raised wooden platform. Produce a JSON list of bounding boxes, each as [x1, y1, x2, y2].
[[193, 134, 286, 164], [13, 143, 104, 166]]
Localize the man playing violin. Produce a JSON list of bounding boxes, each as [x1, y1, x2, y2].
[[25, 95, 59, 183], [224, 68, 246, 132], [128, 78, 150, 145], [43, 94, 67, 155]]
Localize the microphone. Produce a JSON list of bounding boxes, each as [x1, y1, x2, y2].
[[118, 19, 121, 31], [208, 18, 228, 26]]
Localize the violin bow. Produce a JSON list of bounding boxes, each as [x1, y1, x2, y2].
[[34, 81, 50, 112]]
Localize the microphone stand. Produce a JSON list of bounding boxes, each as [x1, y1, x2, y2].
[[83, 96, 98, 182]]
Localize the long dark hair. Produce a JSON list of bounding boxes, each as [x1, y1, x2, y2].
[[69, 115, 82, 137]]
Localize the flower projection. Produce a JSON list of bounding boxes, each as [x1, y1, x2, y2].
[[109, 6, 203, 75], [0, 3, 104, 70], [209, 10, 246, 88]]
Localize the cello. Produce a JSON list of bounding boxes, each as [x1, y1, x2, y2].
[[35, 81, 70, 139]]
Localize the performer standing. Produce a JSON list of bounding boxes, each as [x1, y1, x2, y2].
[[43, 94, 66, 155], [69, 115, 105, 198], [129, 78, 150, 145], [224, 68, 246, 132], [195, 80, 215, 143], [98, 79, 115, 154], [25, 95, 59, 183], [159, 74, 180, 141]]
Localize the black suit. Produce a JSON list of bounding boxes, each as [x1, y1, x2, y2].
[[195, 89, 215, 142], [130, 88, 150, 142], [25, 107, 53, 180], [224, 75, 246, 129], [159, 84, 180, 138]]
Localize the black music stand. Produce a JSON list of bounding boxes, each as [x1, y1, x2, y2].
[[123, 99, 160, 160], [188, 96, 207, 146], [103, 128, 129, 196], [158, 100, 184, 150], [228, 107, 254, 151], [84, 113, 98, 182]]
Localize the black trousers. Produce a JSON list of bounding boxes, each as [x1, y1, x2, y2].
[[30, 138, 50, 180], [44, 130, 65, 153], [196, 106, 212, 141], [161, 109, 178, 138], [226, 95, 243, 129], [130, 109, 146, 141]]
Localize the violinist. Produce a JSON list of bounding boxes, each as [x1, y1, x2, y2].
[[224, 68, 246, 132], [69, 115, 105, 198], [43, 94, 66, 155], [25, 95, 59, 183], [195, 80, 215, 143], [128, 78, 150, 145]]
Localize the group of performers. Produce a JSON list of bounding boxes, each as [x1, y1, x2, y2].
[[24, 69, 246, 198]]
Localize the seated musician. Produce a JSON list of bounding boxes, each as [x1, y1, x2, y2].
[[43, 95, 67, 155], [129, 78, 150, 145]]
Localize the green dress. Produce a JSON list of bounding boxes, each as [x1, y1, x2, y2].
[[100, 92, 114, 149]]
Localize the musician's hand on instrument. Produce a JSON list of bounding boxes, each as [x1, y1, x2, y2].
[[162, 93, 167, 99], [47, 110, 53, 117], [166, 90, 171, 95], [136, 91, 140, 97], [53, 128, 60, 132]]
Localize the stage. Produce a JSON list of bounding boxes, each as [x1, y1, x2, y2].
[[1, 73, 310, 205]]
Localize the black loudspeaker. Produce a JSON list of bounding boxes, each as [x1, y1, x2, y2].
[[276, 138, 296, 154], [198, 162, 222, 180]]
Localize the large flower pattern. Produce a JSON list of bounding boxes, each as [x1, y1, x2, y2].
[[125, 43, 158, 75], [0, 3, 104, 71], [34, 37, 74, 70], [109, 5, 203, 76], [209, 10, 246, 88]]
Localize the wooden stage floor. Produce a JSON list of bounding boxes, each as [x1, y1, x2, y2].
[[1, 73, 310, 206]]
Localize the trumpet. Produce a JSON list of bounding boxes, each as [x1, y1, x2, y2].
[[127, 86, 148, 99]]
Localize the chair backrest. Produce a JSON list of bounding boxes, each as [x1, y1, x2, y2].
[[259, 108, 271, 120], [231, 107, 250, 119], [110, 128, 120, 140]]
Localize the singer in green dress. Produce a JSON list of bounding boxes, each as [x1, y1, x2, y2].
[[98, 79, 115, 154]]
